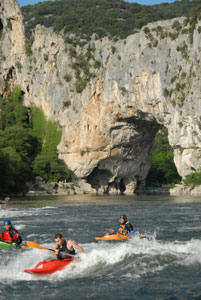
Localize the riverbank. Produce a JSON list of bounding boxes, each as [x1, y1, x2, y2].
[[170, 184, 201, 196], [3, 177, 201, 198], [25, 176, 96, 196], [25, 179, 201, 197]]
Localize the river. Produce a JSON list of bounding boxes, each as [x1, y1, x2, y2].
[[0, 194, 201, 299]]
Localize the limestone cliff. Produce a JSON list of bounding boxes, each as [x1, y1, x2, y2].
[[0, 0, 201, 194]]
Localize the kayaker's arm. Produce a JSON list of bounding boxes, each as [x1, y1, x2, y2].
[[114, 225, 120, 233], [12, 235, 22, 246], [126, 222, 134, 234], [52, 244, 59, 255], [68, 240, 84, 253], [10, 227, 22, 246], [109, 226, 120, 234]]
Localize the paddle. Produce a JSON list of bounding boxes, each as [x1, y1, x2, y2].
[[26, 241, 75, 257], [0, 238, 28, 249], [26, 241, 54, 251], [138, 234, 148, 239]]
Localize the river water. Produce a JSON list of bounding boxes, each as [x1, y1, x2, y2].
[[0, 194, 201, 300]]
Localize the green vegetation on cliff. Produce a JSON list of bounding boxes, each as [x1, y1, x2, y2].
[[22, 0, 201, 40], [0, 87, 75, 196], [31, 106, 62, 154], [31, 106, 75, 182], [184, 169, 201, 187], [146, 128, 181, 186]]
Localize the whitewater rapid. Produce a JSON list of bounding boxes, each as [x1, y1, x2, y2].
[[1, 195, 201, 300], [1, 231, 201, 282]]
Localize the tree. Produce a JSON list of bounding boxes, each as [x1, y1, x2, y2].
[[0, 147, 29, 194], [22, 0, 201, 41], [33, 153, 76, 182], [0, 86, 76, 196], [146, 128, 181, 186]]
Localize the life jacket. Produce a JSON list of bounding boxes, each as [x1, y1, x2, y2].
[[118, 223, 128, 235], [1, 226, 21, 244], [57, 240, 75, 260], [118, 221, 134, 235]]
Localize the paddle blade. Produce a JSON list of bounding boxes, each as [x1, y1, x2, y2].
[[21, 245, 29, 249], [139, 234, 148, 239], [26, 241, 47, 249]]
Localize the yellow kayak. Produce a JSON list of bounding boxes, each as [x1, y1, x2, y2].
[[95, 233, 148, 241]]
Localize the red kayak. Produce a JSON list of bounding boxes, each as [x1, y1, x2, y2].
[[24, 258, 74, 275]]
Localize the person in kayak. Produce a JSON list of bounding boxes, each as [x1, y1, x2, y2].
[[110, 215, 134, 236], [0, 219, 22, 246], [52, 233, 84, 260]]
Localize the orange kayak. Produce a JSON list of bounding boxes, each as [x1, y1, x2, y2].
[[24, 258, 74, 275], [95, 233, 148, 241]]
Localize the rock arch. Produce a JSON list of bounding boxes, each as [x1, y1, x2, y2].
[[86, 112, 161, 194]]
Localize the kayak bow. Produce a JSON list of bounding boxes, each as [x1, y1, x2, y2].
[[24, 258, 74, 275], [0, 240, 28, 249], [0, 241, 13, 248]]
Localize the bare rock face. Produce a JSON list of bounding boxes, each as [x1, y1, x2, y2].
[[0, 1, 201, 194], [170, 184, 201, 196], [0, 0, 25, 96]]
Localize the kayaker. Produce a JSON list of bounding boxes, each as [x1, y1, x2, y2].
[[52, 233, 84, 260], [0, 219, 22, 246], [110, 215, 134, 236]]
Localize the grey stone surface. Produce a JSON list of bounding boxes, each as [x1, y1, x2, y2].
[[0, 1, 201, 194]]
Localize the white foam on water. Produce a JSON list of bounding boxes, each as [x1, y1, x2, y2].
[[1, 235, 201, 282], [14, 224, 26, 230], [0, 207, 55, 219], [41, 207, 55, 209], [0, 248, 50, 282], [51, 235, 201, 281], [174, 239, 201, 266]]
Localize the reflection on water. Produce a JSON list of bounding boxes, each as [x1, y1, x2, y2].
[[0, 194, 201, 299], [8, 193, 201, 208]]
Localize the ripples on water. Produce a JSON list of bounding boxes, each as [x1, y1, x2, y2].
[[0, 194, 201, 300]]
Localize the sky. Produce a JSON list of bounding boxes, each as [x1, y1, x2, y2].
[[18, 0, 178, 7]]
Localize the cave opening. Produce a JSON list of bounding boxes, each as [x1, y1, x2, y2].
[[86, 116, 182, 195], [1, 67, 16, 98], [145, 126, 181, 188], [0, 19, 3, 38], [87, 168, 113, 193], [87, 113, 162, 194]]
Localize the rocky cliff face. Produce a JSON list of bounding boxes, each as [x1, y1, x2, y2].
[[0, 0, 201, 194]]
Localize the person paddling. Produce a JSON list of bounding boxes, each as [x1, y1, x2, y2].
[[52, 233, 84, 260], [110, 215, 134, 236], [0, 219, 22, 246]]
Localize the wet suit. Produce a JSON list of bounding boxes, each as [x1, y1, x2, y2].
[[0, 226, 22, 246], [56, 240, 76, 260], [116, 221, 134, 235]]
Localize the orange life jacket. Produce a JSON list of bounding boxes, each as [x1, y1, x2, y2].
[[118, 224, 128, 235]]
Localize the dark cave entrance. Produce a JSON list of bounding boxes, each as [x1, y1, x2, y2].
[[1, 67, 17, 98], [86, 117, 181, 194], [145, 127, 181, 188], [87, 113, 162, 194], [0, 19, 3, 37]]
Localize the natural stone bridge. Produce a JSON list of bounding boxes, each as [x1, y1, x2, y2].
[[0, 0, 201, 194]]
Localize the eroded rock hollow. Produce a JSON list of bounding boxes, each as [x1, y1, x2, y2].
[[0, 0, 201, 194]]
